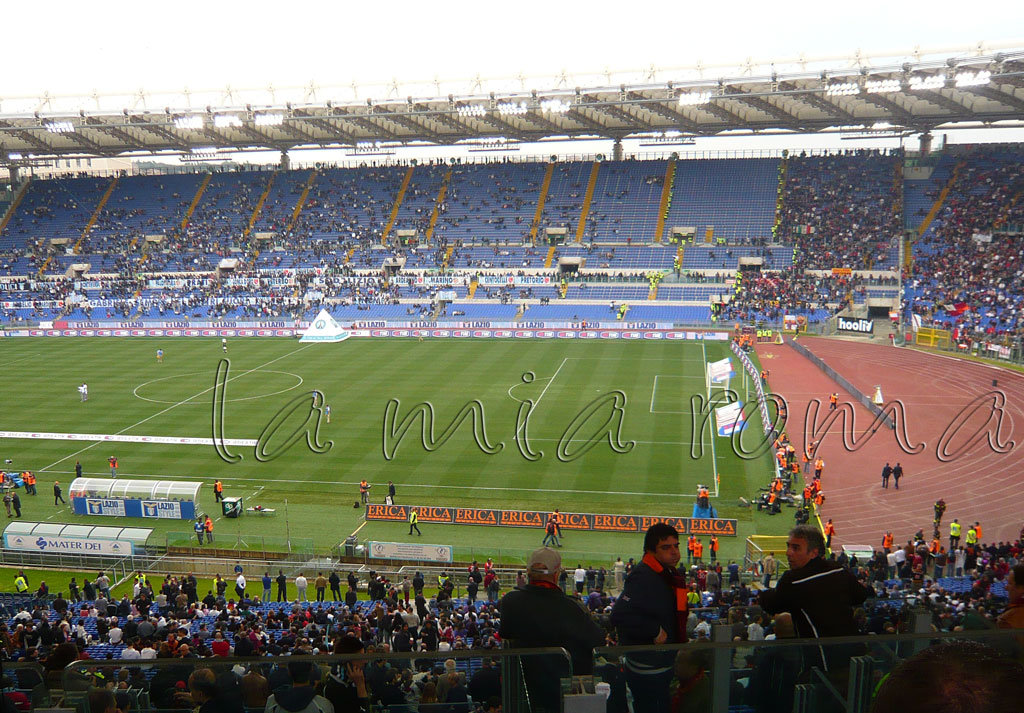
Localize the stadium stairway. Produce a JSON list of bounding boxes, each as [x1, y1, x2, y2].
[[544, 245, 556, 268], [0, 177, 30, 237], [243, 170, 277, 238], [180, 173, 212, 231], [285, 168, 319, 234], [575, 160, 601, 242], [773, 154, 788, 238], [425, 167, 452, 244], [654, 157, 676, 243], [442, 245, 454, 269], [382, 165, 414, 243], [467, 278, 478, 298], [917, 160, 963, 237], [74, 176, 118, 253], [530, 162, 555, 244]]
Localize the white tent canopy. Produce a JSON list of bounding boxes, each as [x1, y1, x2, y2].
[[300, 309, 350, 343]]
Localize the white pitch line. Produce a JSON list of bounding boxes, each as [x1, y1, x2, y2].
[[534, 357, 568, 407], [36, 345, 313, 473], [650, 375, 659, 413], [0, 353, 40, 368], [46, 469, 695, 498]]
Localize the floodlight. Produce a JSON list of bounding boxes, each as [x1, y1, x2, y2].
[[45, 121, 75, 133], [497, 101, 529, 116], [954, 70, 991, 87], [825, 82, 860, 96], [7, 152, 22, 160], [254, 113, 285, 126], [908, 74, 946, 91], [174, 115, 204, 130], [678, 91, 711, 106], [865, 79, 901, 94], [457, 104, 486, 117], [540, 98, 570, 113], [213, 114, 243, 128]]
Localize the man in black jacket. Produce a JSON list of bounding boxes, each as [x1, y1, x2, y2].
[[500, 546, 606, 713], [610, 523, 688, 713], [759, 525, 873, 673], [276, 570, 287, 602]]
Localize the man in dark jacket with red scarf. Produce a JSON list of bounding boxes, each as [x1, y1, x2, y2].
[[611, 522, 689, 712]]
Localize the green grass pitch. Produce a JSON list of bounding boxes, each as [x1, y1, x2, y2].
[[0, 337, 789, 567]]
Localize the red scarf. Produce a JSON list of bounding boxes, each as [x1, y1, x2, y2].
[[642, 553, 689, 643]]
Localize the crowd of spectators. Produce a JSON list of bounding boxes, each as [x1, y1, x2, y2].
[[777, 149, 903, 271], [909, 145, 1024, 338]]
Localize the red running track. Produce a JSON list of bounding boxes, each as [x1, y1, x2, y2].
[[757, 336, 1024, 550]]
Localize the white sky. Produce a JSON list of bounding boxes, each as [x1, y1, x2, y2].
[[5, 1, 1024, 159]]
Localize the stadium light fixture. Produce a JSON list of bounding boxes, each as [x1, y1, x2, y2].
[[213, 114, 243, 128], [540, 98, 570, 113], [497, 101, 529, 116], [954, 70, 991, 87], [44, 120, 75, 133], [865, 79, 901, 94], [174, 114, 204, 130], [909, 74, 946, 91], [456, 104, 486, 117], [677, 91, 712, 106], [7, 152, 22, 160], [254, 112, 285, 126], [825, 82, 860, 96]]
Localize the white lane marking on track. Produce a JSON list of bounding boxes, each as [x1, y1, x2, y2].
[[37, 345, 313, 472]]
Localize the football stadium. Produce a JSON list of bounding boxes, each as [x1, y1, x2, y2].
[[1, 12, 1024, 712]]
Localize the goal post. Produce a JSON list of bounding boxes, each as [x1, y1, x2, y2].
[[745, 535, 789, 574]]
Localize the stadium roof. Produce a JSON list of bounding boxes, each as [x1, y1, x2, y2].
[[2, 46, 1023, 162]]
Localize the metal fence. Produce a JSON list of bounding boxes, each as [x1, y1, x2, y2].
[[786, 336, 895, 429]]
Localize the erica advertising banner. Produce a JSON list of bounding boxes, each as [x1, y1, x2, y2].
[[365, 504, 737, 535]]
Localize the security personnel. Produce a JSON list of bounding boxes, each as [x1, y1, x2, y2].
[[14, 573, 29, 593], [973, 522, 982, 541], [949, 519, 962, 549], [813, 457, 825, 480], [213, 480, 224, 503], [829, 393, 838, 411], [933, 499, 947, 526], [965, 524, 978, 546], [692, 539, 703, 563], [359, 479, 371, 504], [709, 535, 719, 563], [23, 472, 36, 496], [882, 531, 894, 553], [408, 507, 421, 536], [687, 534, 697, 563], [824, 519, 836, 549], [204, 515, 214, 543]]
